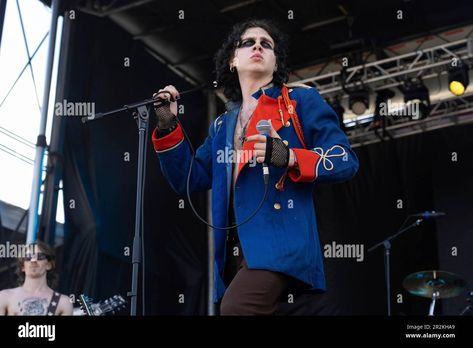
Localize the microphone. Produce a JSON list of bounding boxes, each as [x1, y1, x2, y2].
[[412, 211, 446, 219], [256, 120, 271, 185]]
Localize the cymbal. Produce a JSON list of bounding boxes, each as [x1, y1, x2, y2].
[[403, 270, 467, 299]]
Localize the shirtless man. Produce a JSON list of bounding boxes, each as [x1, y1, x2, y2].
[[0, 241, 73, 315]]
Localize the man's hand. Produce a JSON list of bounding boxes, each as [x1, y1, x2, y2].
[[152, 85, 180, 129], [246, 120, 295, 167]]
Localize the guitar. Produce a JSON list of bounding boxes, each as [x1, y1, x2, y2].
[[76, 294, 127, 316]]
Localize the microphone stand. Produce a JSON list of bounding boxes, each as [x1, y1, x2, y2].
[[83, 101, 155, 316], [368, 217, 425, 316], [82, 85, 207, 316], [81, 84, 207, 124]]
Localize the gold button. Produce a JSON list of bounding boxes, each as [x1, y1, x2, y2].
[[282, 140, 289, 146], [285, 121, 291, 127], [273, 203, 281, 210]]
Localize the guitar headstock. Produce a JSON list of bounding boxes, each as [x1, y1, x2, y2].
[[77, 294, 127, 316], [96, 295, 127, 315], [77, 294, 95, 316]]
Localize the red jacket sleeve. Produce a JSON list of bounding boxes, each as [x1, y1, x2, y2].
[[151, 125, 184, 153], [287, 148, 321, 182]]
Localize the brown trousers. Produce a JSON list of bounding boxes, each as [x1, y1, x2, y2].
[[220, 239, 291, 316]]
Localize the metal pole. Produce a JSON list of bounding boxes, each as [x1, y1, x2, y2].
[[206, 89, 216, 316], [26, 0, 60, 244], [0, 0, 7, 48], [429, 291, 439, 316], [39, 11, 72, 245], [128, 105, 149, 316]]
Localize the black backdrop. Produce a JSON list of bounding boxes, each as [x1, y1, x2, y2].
[[58, 13, 209, 314], [58, 14, 473, 315]]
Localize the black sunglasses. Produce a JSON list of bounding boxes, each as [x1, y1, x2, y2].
[[237, 38, 274, 50], [24, 252, 50, 261]]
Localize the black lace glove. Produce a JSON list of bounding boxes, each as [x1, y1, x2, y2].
[[154, 100, 177, 131], [264, 137, 290, 167], [153, 91, 177, 132]]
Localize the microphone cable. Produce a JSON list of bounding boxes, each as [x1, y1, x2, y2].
[[177, 115, 269, 230], [153, 88, 269, 230]]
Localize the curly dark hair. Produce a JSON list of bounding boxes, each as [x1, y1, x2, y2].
[[16, 241, 57, 288], [214, 19, 289, 102]]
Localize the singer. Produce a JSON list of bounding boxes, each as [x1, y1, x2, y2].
[[151, 19, 359, 315]]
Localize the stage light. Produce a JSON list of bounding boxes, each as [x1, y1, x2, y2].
[[349, 88, 369, 115], [450, 81, 465, 96], [403, 79, 430, 120], [448, 61, 469, 96]]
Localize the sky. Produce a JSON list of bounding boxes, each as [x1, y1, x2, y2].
[[0, 0, 64, 223]]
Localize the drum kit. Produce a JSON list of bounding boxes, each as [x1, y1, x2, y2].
[[403, 270, 468, 316], [369, 211, 470, 316]]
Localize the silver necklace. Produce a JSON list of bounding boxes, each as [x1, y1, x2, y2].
[[238, 105, 254, 145]]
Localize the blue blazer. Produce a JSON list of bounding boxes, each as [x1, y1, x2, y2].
[[152, 85, 359, 302]]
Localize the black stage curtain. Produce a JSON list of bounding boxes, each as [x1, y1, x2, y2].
[[60, 13, 209, 315], [280, 123, 473, 315], [60, 14, 473, 315]]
